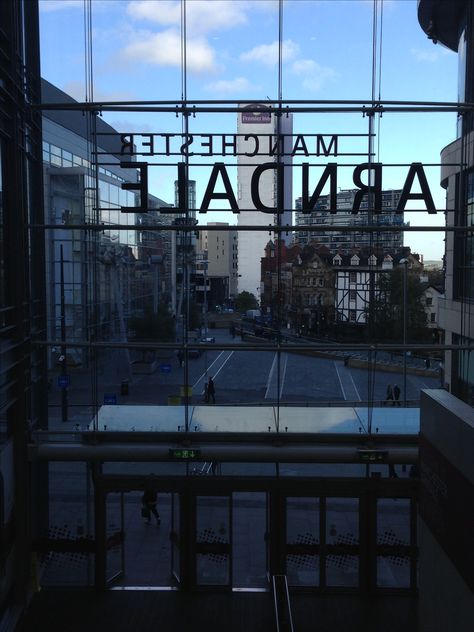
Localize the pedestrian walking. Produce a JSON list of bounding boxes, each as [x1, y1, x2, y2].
[[385, 384, 394, 405], [207, 376, 215, 404], [141, 489, 160, 525], [204, 382, 209, 403], [393, 384, 401, 405]]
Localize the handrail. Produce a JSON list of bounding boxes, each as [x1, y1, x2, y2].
[[272, 574, 294, 632]]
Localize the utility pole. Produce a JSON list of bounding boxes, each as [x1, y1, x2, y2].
[[203, 260, 208, 339]]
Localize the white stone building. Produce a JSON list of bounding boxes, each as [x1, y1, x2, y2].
[[236, 105, 293, 297]]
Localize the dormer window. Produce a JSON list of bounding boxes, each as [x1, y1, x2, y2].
[[333, 255, 342, 266], [368, 255, 377, 266], [351, 255, 360, 266], [382, 255, 393, 270]]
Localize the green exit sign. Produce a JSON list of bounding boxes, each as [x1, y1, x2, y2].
[[169, 448, 201, 460], [357, 449, 388, 463]]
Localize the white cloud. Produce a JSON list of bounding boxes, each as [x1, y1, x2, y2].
[[122, 28, 217, 73], [127, 0, 248, 35], [292, 59, 317, 75], [61, 81, 136, 103], [107, 119, 153, 133], [205, 77, 260, 95], [410, 48, 442, 63], [240, 40, 299, 66], [292, 59, 336, 92]]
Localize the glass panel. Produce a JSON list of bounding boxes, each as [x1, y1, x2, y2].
[[280, 463, 366, 477], [196, 496, 230, 586], [233, 492, 267, 588], [107, 491, 172, 588], [106, 492, 124, 583], [171, 493, 180, 584], [286, 497, 320, 587], [325, 555, 359, 587], [376, 498, 411, 588], [39, 462, 94, 587], [325, 497, 359, 587], [39, 553, 95, 587]]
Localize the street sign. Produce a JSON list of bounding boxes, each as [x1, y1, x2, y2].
[[104, 394, 117, 405], [160, 363, 172, 373], [57, 375, 70, 388]]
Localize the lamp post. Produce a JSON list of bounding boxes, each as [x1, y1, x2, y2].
[[150, 254, 163, 314], [203, 260, 208, 339], [399, 258, 409, 407]]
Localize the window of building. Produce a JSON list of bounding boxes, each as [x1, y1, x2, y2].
[[350, 310, 356, 322], [430, 313, 436, 323]]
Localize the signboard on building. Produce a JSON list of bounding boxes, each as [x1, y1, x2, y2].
[[241, 109, 272, 124]]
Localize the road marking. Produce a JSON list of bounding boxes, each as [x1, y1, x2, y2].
[[279, 353, 288, 399], [193, 351, 234, 392], [349, 370, 361, 401], [213, 351, 234, 380], [334, 361, 347, 400], [265, 353, 278, 399], [265, 352, 289, 399]]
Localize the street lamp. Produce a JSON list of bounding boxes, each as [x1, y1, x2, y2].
[[202, 260, 209, 339], [399, 258, 409, 407], [150, 254, 163, 314]]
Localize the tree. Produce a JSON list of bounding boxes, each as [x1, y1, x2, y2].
[[427, 267, 445, 291], [234, 291, 258, 313], [129, 305, 175, 360], [371, 268, 428, 342]]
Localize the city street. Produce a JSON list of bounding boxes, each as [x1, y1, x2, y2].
[[47, 328, 441, 428]]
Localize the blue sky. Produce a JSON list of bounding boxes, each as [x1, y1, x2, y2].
[[39, 0, 459, 260]]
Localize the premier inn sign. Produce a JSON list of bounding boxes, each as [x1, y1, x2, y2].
[[116, 132, 436, 215]]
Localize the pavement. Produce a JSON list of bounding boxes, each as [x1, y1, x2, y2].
[[46, 327, 442, 431]]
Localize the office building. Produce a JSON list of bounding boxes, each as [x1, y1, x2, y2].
[[172, 179, 197, 322], [198, 222, 238, 307], [422, 0, 474, 403], [417, 2, 474, 630], [237, 105, 293, 297], [295, 189, 404, 252]]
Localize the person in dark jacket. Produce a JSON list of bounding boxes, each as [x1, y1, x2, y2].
[[207, 376, 215, 404], [393, 384, 401, 405], [384, 384, 394, 405], [142, 489, 160, 525]]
